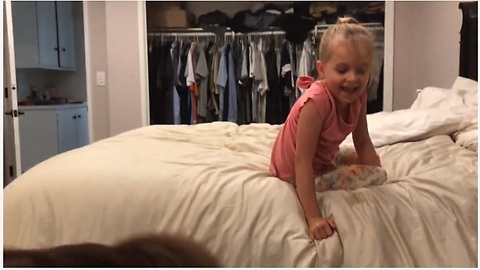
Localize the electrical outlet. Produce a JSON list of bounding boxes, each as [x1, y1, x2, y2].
[[96, 71, 106, 86]]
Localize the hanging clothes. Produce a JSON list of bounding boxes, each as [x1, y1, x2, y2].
[[170, 42, 181, 125], [178, 42, 191, 125], [147, 40, 174, 125], [227, 41, 238, 123], [265, 39, 282, 124], [207, 42, 220, 122], [280, 41, 294, 122], [147, 26, 385, 125], [216, 43, 228, 121], [147, 37, 316, 126], [196, 42, 209, 121], [147, 38, 162, 124], [257, 38, 269, 123], [236, 41, 247, 125], [239, 40, 253, 124]]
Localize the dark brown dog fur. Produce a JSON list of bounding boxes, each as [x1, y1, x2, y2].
[[4, 234, 221, 267]]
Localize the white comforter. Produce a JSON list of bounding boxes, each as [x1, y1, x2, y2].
[[3, 78, 478, 267], [410, 76, 478, 153]]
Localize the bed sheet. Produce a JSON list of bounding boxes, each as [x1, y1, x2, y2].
[[318, 134, 477, 267], [3, 123, 318, 267], [3, 77, 478, 267], [3, 122, 477, 267]]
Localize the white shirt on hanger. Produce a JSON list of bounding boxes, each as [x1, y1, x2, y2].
[[186, 42, 197, 87]]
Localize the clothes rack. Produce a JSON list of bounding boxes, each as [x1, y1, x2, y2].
[[146, 23, 385, 126], [148, 28, 288, 37], [148, 22, 384, 39]]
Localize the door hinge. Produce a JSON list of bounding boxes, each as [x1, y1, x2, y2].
[[9, 166, 14, 178], [4, 85, 15, 98]]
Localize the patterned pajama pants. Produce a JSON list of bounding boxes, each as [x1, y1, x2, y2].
[[314, 148, 388, 192]]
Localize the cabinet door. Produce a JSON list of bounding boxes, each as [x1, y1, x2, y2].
[[56, 1, 75, 70], [35, 1, 59, 68], [18, 109, 59, 173], [11, 1, 41, 68], [70, 107, 89, 147], [57, 108, 78, 153]]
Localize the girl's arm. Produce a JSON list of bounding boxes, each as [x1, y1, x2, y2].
[[295, 100, 324, 221], [352, 101, 381, 167]]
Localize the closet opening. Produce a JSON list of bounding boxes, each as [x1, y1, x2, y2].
[[146, 1, 386, 125]]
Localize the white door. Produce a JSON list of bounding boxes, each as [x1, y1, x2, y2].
[[3, 0, 22, 186]]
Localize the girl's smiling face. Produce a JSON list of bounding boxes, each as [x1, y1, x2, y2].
[[317, 36, 373, 106]]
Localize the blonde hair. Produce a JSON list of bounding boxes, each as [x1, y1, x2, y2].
[[318, 17, 375, 68]]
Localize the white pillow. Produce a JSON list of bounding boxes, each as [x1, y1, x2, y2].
[[451, 76, 478, 92], [411, 76, 478, 110], [450, 76, 478, 152], [410, 86, 452, 110], [451, 76, 478, 108], [342, 106, 474, 148], [452, 118, 478, 153], [453, 129, 478, 153]]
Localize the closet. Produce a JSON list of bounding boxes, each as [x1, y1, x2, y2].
[[146, 2, 386, 126], [459, 1, 477, 81]]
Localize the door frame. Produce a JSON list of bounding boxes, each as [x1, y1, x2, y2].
[[137, 0, 150, 126], [82, 0, 94, 143], [3, 0, 23, 182], [383, 1, 394, 112]]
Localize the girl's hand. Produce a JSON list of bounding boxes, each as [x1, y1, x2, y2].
[[307, 216, 336, 240]]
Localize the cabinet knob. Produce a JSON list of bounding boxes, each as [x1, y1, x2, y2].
[[62, 48, 66, 52], [73, 116, 77, 119], [54, 47, 59, 51], [78, 115, 81, 118]]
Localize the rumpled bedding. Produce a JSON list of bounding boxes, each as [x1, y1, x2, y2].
[[410, 76, 478, 153], [3, 77, 477, 267]]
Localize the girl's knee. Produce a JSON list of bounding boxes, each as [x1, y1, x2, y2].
[[315, 165, 388, 191], [365, 166, 388, 185]]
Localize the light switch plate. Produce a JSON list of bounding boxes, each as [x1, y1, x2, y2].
[[96, 71, 106, 86]]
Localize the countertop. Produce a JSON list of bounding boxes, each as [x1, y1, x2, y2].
[[18, 102, 87, 111]]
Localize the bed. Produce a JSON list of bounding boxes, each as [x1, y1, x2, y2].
[[4, 3, 478, 268], [3, 76, 478, 267]]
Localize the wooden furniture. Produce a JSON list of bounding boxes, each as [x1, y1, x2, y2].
[[18, 103, 89, 173], [11, 1, 76, 70], [459, 1, 478, 81]]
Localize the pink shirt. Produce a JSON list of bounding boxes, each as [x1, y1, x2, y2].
[[269, 76, 367, 180]]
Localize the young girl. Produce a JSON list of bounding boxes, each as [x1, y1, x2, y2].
[[270, 17, 388, 241]]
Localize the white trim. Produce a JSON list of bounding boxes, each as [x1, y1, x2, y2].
[[4, 0, 22, 177], [137, 0, 150, 126], [83, 0, 94, 143], [383, 1, 395, 112]]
